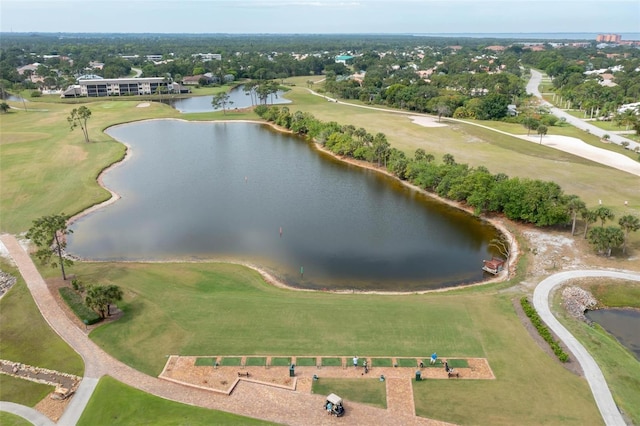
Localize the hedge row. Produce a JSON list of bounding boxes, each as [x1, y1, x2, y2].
[[59, 287, 101, 325], [520, 297, 569, 362]]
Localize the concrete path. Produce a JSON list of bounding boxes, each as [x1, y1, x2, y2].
[[527, 69, 640, 152], [58, 378, 98, 426], [533, 269, 640, 426], [0, 401, 55, 426]]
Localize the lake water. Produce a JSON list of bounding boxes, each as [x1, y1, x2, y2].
[[68, 120, 499, 291], [585, 308, 640, 360], [167, 85, 290, 113]]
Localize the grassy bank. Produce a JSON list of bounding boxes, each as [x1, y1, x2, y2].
[[553, 287, 640, 425], [77, 376, 274, 426], [585, 279, 640, 308], [77, 262, 484, 376]]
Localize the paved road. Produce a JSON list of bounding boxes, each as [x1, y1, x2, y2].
[[533, 270, 640, 426], [527, 69, 640, 152]]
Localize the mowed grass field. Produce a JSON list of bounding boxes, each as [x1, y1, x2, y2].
[[77, 376, 274, 426], [67, 261, 601, 425]]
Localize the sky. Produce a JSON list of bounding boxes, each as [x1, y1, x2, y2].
[[1, 0, 638, 35]]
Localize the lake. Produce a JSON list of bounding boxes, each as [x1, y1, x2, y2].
[[585, 308, 640, 360], [67, 120, 500, 291], [166, 85, 290, 113]]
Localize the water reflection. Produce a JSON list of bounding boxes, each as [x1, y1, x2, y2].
[[166, 85, 290, 113], [585, 308, 640, 360], [68, 120, 499, 291]]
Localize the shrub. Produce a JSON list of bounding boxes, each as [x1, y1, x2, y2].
[[59, 287, 101, 325], [30, 90, 41, 98], [520, 297, 569, 363]]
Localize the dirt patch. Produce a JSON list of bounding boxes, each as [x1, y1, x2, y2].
[[34, 394, 72, 423]]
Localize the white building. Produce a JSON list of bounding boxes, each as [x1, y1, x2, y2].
[[64, 77, 167, 97], [192, 53, 222, 61]]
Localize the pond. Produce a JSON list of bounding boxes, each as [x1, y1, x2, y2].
[[585, 308, 640, 360], [67, 120, 500, 291], [166, 85, 290, 113]]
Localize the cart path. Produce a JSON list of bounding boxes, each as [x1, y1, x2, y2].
[[0, 234, 452, 426], [533, 269, 640, 426], [386, 377, 416, 415]]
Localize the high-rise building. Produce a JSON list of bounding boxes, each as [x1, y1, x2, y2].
[[596, 34, 622, 43]]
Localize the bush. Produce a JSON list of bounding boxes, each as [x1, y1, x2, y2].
[[520, 297, 569, 363], [59, 287, 101, 325], [30, 91, 41, 98]]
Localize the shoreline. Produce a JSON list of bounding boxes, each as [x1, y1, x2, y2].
[[67, 116, 518, 295]]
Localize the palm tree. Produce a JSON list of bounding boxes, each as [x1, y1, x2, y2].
[[618, 214, 640, 254], [537, 125, 548, 144], [566, 196, 586, 236], [593, 206, 615, 227], [581, 209, 598, 239]]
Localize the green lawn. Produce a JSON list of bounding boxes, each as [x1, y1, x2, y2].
[[71, 261, 602, 425], [77, 376, 275, 426], [312, 378, 387, 409], [413, 295, 601, 425], [0, 374, 54, 407], [0, 262, 84, 376], [0, 411, 33, 426], [585, 280, 640, 308], [80, 262, 483, 376]]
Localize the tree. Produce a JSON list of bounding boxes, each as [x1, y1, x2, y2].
[[442, 153, 456, 165], [0, 102, 9, 113], [593, 205, 615, 227], [488, 234, 512, 271], [67, 106, 92, 143], [565, 195, 586, 236], [85, 284, 123, 318], [522, 116, 540, 136], [436, 104, 450, 122], [211, 92, 233, 115], [26, 214, 73, 280], [618, 215, 640, 254], [581, 209, 598, 238], [587, 226, 624, 257], [537, 125, 548, 144]]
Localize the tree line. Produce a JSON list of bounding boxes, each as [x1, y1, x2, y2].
[[255, 105, 639, 255]]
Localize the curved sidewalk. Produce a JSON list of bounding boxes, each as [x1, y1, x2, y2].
[[0, 233, 449, 426], [533, 270, 640, 426]]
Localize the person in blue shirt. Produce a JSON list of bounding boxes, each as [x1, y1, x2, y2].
[[430, 352, 437, 364]]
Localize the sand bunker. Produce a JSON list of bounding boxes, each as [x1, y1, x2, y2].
[[408, 115, 448, 128], [520, 134, 640, 177], [136, 102, 151, 108]]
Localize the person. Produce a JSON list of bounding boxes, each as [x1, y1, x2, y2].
[[430, 352, 437, 365], [363, 359, 368, 374], [326, 401, 333, 414], [444, 361, 450, 372], [353, 355, 358, 368], [419, 361, 424, 368]]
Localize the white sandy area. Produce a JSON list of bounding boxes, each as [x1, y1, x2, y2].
[[408, 115, 448, 128], [136, 102, 151, 108], [519, 134, 640, 177]]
